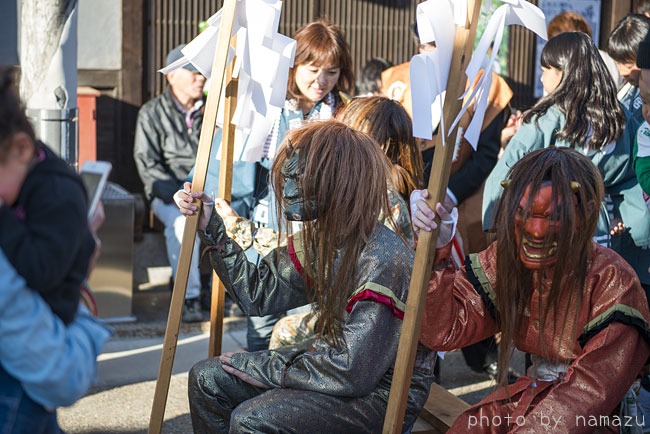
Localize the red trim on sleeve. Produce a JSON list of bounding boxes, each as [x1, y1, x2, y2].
[[346, 289, 405, 320]]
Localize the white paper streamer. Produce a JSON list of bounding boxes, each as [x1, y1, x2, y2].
[[450, 0, 547, 149], [159, 0, 295, 162], [410, 0, 456, 140], [410, 0, 547, 148]]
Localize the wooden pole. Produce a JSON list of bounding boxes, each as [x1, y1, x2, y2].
[[148, 2, 238, 432], [209, 37, 238, 358], [382, 1, 482, 432]]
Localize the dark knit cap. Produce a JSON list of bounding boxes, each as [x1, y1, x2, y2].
[[637, 32, 650, 68]]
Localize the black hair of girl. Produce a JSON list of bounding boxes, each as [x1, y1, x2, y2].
[[523, 31, 625, 151], [0, 68, 36, 161], [607, 14, 650, 64]]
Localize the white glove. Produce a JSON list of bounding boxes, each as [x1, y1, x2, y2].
[[409, 189, 457, 247], [435, 206, 458, 248]]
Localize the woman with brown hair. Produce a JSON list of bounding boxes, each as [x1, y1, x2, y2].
[[245, 18, 354, 350], [181, 121, 436, 433], [199, 18, 355, 351], [285, 19, 354, 119]]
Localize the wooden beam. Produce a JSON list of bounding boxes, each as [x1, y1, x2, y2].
[[600, 0, 632, 48], [418, 383, 470, 433], [147, 1, 238, 432], [120, 0, 144, 107], [382, 1, 482, 432], [209, 37, 238, 358]]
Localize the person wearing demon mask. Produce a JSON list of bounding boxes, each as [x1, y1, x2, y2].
[[411, 147, 650, 433], [178, 120, 436, 433]]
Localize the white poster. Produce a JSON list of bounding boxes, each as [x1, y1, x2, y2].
[[533, 0, 601, 98]]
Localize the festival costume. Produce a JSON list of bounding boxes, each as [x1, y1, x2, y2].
[[421, 241, 650, 433], [188, 211, 436, 433], [482, 105, 650, 286], [216, 182, 413, 351], [267, 186, 414, 349], [234, 91, 346, 351], [216, 185, 414, 350]]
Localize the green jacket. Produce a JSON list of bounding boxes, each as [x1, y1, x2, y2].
[[634, 121, 650, 196]]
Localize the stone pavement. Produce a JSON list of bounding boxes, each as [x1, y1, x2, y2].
[[56, 232, 524, 433], [58, 316, 247, 434], [58, 231, 247, 433]]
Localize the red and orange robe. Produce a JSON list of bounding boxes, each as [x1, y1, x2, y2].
[[421, 241, 650, 433]]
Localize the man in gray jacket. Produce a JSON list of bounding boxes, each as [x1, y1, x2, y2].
[[133, 45, 206, 322]]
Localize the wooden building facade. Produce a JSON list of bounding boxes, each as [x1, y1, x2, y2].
[[77, 0, 638, 194]]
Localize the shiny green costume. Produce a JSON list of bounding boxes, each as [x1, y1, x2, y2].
[[188, 211, 435, 433]]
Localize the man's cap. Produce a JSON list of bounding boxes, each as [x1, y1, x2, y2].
[[166, 44, 198, 72]]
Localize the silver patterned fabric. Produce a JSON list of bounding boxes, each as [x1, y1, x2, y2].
[[190, 210, 436, 433]]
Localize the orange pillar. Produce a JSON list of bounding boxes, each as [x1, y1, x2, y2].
[[77, 86, 100, 169]]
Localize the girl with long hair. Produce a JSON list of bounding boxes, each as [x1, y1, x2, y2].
[[483, 31, 650, 305], [527, 33, 624, 148]]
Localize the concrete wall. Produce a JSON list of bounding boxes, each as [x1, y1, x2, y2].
[[78, 0, 121, 69], [0, 0, 121, 69]]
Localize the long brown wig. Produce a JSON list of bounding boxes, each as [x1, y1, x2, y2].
[[493, 147, 604, 385], [286, 19, 355, 102], [271, 120, 392, 346], [336, 96, 425, 204]]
